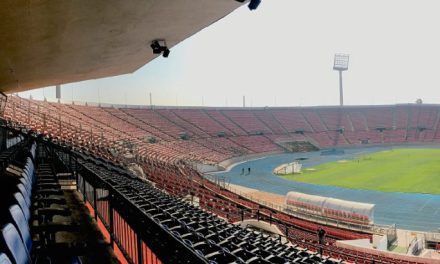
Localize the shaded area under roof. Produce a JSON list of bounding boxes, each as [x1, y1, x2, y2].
[[0, 0, 244, 93]]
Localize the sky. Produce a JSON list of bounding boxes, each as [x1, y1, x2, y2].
[[17, 0, 440, 107]]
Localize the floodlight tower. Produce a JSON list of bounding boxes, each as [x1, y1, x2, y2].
[[333, 53, 349, 106]]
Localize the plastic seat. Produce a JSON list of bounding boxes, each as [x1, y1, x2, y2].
[[9, 205, 33, 254], [0, 253, 13, 264], [0, 223, 31, 264], [18, 177, 32, 198], [16, 184, 31, 207], [13, 193, 31, 222]]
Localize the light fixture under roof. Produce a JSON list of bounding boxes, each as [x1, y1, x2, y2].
[[150, 39, 170, 58], [235, 0, 261, 11]]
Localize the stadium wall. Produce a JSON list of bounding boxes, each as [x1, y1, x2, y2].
[[319, 142, 440, 151], [217, 150, 283, 171], [190, 161, 223, 173], [335, 240, 438, 264]]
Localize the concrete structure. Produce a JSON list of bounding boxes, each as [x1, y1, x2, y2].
[[0, 0, 244, 93]]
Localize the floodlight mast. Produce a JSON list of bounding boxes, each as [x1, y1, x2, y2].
[[333, 53, 349, 106]]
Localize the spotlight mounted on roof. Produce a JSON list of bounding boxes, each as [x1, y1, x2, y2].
[[162, 47, 170, 58], [150, 39, 170, 58], [236, 0, 261, 11], [150, 40, 161, 54], [248, 0, 261, 10]]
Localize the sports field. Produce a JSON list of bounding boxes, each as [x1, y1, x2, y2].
[[281, 148, 440, 194]]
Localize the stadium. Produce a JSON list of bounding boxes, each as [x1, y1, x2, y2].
[[1, 1, 440, 264]]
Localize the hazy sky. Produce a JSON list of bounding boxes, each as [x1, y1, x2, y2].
[[18, 0, 440, 107]]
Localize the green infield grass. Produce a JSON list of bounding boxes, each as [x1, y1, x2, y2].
[[280, 148, 440, 194]]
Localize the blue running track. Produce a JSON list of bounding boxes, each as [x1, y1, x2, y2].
[[213, 145, 440, 232]]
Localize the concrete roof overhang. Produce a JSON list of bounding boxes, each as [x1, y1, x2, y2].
[[0, 0, 244, 93]]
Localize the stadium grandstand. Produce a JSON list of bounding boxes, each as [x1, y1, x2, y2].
[[2, 96, 440, 263], [1, 1, 440, 264]]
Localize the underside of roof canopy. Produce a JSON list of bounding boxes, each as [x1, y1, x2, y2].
[[0, 0, 245, 93]]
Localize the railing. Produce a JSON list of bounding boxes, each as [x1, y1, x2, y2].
[[70, 152, 208, 264], [79, 173, 162, 264]]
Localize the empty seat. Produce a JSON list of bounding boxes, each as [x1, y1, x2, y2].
[[0, 253, 12, 264], [8, 205, 32, 255], [0, 223, 31, 264]]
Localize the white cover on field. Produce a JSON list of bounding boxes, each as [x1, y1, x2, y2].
[[285, 191, 375, 222], [285, 162, 302, 173]]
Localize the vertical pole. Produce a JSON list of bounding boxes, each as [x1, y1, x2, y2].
[[93, 186, 98, 220], [27, 100, 30, 124], [56, 85, 61, 100], [137, 236, 143, 264], [0, 125, 7, 151], [339, 70, 344, 106], [83, 177, 86, 202], [190, 171, 193, 205], [109, 194, 114, 247], [98, 87, 101, 106], [68, 151, 72, 173], [75, 158, 79, 192]]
